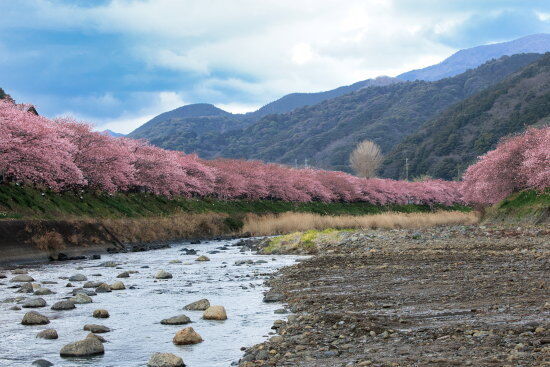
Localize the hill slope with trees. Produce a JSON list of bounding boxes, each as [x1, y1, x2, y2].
[[200, 53, 543, 172], [381, 53, 550, 180]]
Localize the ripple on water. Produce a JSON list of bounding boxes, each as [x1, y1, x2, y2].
[[0, 239, 303, 367]]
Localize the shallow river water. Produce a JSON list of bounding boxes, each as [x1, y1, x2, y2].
[[0, 239, 302, 367]]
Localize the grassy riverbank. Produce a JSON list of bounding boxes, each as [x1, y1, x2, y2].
[[0, 184, 470, 221], [483, 189, 549, 224]]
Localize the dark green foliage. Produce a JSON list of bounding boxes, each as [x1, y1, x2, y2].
[[0, 184, 469, 221], [381, 53, 550, 180]]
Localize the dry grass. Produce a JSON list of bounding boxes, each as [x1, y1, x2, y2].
[[242, 211, 480, 236], [31, 231, 66, 252]]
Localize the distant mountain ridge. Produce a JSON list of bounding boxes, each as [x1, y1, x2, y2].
[[128, 76, 401, 147], [398, 33, 550, 81]]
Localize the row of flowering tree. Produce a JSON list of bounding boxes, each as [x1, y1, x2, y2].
[[462, 127, 549, 204], [0, 100, 464, 205]]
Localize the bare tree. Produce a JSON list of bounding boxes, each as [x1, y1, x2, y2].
[[349, 140, 383, 178]]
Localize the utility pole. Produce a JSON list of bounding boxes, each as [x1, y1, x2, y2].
[[405, 157, 409, 181], [304, 158, 308, 168]]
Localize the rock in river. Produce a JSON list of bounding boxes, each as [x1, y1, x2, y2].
[[34, 287, 54, 295], [117, 271, 130, 278], [52, 300, 76, 310], [22, 298, 47, 308], [22, 311, 50, 325], [195, 255, 210, 262], [203, 306, 227, 320], [263, 291, 284, 303], [37, 329, 58, 339], [183, 299, 210, 311], [32, 359, 53, 367], [93, 309, 110, 318], [70, 293, 93, 304], [155, 270, 173, 279], [83, 324, 111, 333], [173, 327, 203, 345], [68, 274, 87, 282], [10, 275, 35, 282], [148, 353, 185, 367], [83, 281, 102, 288], [110, 281, 126, 290], [86, 332, 107, 343], [161, 315, 191, 325], [95, 283, 112, 293], [60, 338, 104, 357]]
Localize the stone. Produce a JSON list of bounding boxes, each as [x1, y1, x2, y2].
[[83, 281, 102, 288], [147, 353, 185, 367], [60, 338, 104, 357], [95, 283, 111, 293], [22, 298, 47, 308], [32, 359, 54, 367], [17, 283, 34, 293], [195, 255, 210, 262], [22, 311, 50, 325], [83, 324, 111, 333], [93, 309, 110, 318], [117, 271, 130, 278], [183, 299, 210, 311], [34, 287, 54, 295], [70, 293, 92, 304], [51, 300, 76, 310], [100, 261, 118, 267], [10, 275, 35, 282], [37, 329, 58, 339], [69, 274, 87, 282], [11, 269, 28, 274], [155, 270, 173, 279], [161, 315, 191, 325], [173, 327, 203, 345], [203, 305, 227, 320], [10, 305, 21, 310], [110, 281, 125, 290], [169, 260, 182, 264], [263, 291, 284, 302], [86, 332, 107, 343], [71, 288, 96, 296]]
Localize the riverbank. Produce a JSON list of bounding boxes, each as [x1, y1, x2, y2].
[[240, 226, 550, 366]]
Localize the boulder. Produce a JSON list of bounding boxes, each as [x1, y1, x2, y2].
[[117, 271, 130, 278], [68, 274, 87, 282], [22, 298, 47, 308], [11, 269, 28, 274], [155, 270, 173, 279], [161, 315, 191, 325], [172, 327, 203, 345], [202, 305, 227, 320], [10, 305, 21, 310], [60, 338, 104, 357], [22, 311, 50, 325], [71, 288, 96, 296], [37, 329, 58, 339], [93, 309, 110, 318], [10, 275, 34, 282], [83, 324, 111, 333], [17, 282, 34, 293], [34, 287, 54, 295], [183, 299, 210, 311], [70, 293, 92, 304], [169, 259, 182, 264], [86, 332, 107, 343], [83, 281, 102, 288], [100, 261, 118, 267], [51, 300, 76, 310], [110, 281, 125, 290], [148, 353, 185, 367], [32, 359, 54, 367], [95, 283, 111, 293], [263, 291, 284, 303], [195, 255, 210, 262]]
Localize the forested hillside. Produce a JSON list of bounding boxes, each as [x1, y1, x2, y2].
[[381, 53, 550, 180], [200, 53, 543, 172], [128, 77, 399, 151]]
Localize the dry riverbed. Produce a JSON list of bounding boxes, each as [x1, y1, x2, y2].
[[239, 226, 550, 366]]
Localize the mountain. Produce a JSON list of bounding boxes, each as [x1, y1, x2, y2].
[[381, 53, 550, 180], [101, 129, 125, 138], [247, 76, 398, 117], [187, 53, 543, 172], [398, 34, 550, 81], [127, 77, 401, 152]]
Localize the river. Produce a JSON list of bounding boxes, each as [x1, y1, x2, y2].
[[0, 238, 302, 366]]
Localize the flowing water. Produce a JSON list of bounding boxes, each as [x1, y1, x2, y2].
[[0, 239, 302, 366]]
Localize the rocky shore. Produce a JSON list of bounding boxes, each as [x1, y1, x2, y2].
[[240, 226, 550, 366]]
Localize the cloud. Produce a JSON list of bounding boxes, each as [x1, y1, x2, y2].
[[0, 0, 548, 133]]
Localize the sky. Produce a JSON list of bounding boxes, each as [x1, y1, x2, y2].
[[1, 0, 549, 133]]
